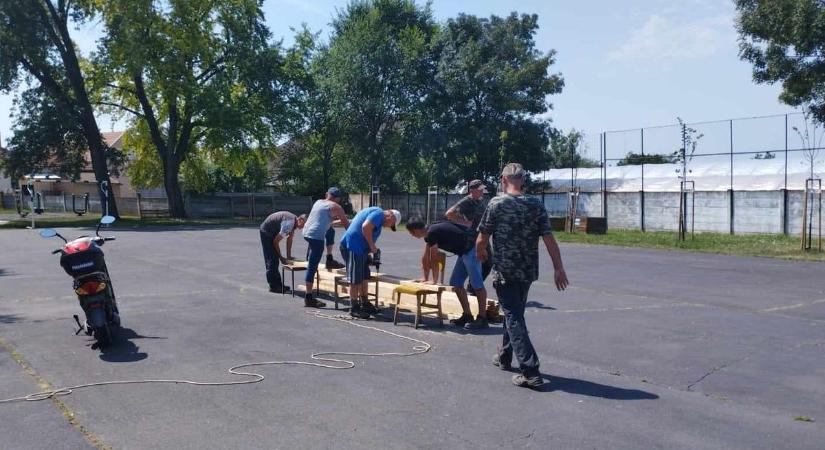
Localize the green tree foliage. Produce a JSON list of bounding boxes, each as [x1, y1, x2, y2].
[[430, 13, 564, 184], [96, 0, 293, 217], [617, 152, 675, 166], [321, 0, 438, 192], [548, 129, 599, 168], [0, 0, 119, 216], [736, 0, 825, 124]]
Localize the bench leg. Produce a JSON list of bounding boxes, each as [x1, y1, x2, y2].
[[393, 292, 400, 325], [436, 291, 444, 327], [414, 294, 421, 329], [333, 279, 339, 310], [281, 267, 286, 295], [291, 270, 296, 298]]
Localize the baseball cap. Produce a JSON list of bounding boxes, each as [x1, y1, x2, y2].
[[389, 209, 402, 231], [327, 187, 343, 198], [501, 163, 526, 179], [468, 179, 486, 192]]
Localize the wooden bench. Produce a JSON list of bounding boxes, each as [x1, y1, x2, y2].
[[280, 260, 320, 297], [333, 273, 381, 310], [390, 252, 448, 328]]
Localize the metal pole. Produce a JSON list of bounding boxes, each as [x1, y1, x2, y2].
[[641, 128, 645, 232]]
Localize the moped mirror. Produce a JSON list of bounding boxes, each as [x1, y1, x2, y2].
[[100, 215, 116, 225], [39, 228, 57, 238]]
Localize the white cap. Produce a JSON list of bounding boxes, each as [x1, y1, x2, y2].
[[389, 209, 402, 231]]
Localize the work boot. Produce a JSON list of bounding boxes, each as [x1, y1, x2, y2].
[[270, 285, 290, 294], [361, 298, 380, 315], [304, 293, 326, 308], [349, 300, 371, 319], [464, 316, 489, 330], [325, 255, 345, 270], [449, 313, 473, 327], [512, 372, 544, 390]]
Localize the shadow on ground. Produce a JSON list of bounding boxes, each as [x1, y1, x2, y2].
[[98, 327, 166, 363], [541, 374, 659, 400]]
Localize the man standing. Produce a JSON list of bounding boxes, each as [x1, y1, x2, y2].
[[340, 207, 401, 319], [446, 180, 492, 288], [260, 211, 307, 293], [406, 218, 489, 329], [477, 163, 569, 389], [302, 187, 350, 308]]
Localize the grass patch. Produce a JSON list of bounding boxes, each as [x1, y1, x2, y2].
[[0, 214, 260, 230], [794, 415, 815, 423], [554, 229, 825, 262]]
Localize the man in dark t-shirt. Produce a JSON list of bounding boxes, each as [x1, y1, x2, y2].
[[407, 218, 489, 330]]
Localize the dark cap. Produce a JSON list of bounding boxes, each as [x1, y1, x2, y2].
[[327, 187, 343, 198], [501, 163, 526, 179], [468, 179, 485, 191]]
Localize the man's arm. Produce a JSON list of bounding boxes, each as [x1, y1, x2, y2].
[[285, 231, 294, 260], [273, 234, 288, 264], [331, 204, 350, 228], [445, 200, 472, 227], [542, 234, 568, 291], [362, 221, 378, 254], [476, 232, 491, 262], [416, 243, 431, 282]]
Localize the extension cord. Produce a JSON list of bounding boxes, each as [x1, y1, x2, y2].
[[0, 311, 431, 404]]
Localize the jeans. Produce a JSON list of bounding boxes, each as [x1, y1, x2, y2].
[[260, 231, 283, 289], [449, 247, 485, 290], [304, 237, 325, 284], [494, 279, 539, 376]]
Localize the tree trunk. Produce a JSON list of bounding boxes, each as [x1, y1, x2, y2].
[[163, 157, 187, 218]]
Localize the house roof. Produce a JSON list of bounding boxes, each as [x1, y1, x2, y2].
[[102, 131, 125, 149]]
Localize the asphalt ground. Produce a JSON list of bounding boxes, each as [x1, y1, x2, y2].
[[0, 224, 823, 449]]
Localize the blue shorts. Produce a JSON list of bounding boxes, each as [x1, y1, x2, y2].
[[340, 245, 370, 284], [449, 247, 484, 290]]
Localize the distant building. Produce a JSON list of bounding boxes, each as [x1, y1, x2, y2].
[[15, 131, 144, 198]]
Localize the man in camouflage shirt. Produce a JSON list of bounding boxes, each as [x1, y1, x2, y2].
[[446, 179, 493, 288], [477, 162, 569, 389]]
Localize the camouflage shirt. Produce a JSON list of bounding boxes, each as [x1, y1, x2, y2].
[[452, 195, 487, 231], [478, 194, 552, 282]]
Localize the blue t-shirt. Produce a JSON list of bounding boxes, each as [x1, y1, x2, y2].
[[340, 207, 384, 255]]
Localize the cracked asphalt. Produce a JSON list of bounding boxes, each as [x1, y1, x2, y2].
[[0, 225, 824, 449]]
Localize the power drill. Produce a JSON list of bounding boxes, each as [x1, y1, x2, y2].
[[369, 248, 381, 271]]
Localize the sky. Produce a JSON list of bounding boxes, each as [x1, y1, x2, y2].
[[0, 0, 794, 161]]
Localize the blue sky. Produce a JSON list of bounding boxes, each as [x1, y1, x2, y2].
[[0, 0, 793, 160]]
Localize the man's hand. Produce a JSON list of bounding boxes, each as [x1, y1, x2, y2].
[[279, 256, 289, 265], [476, 246, 488, 263], [554, 268, 569, 291]]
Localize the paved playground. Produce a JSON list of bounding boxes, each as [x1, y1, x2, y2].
[[0, 225, 823, 449]]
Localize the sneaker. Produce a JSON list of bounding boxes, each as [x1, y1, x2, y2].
[[361, 300, 380, 315], [492, 354, 512, 371], [304, 294, 326, 308], [325, 257, 345, 270], [512, 373, 544, 390], [464, 317, 489, 330], [449, 313, 473, 327], [349, 302, 371, 319]]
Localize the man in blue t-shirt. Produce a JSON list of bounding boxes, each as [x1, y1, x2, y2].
[[340, 207, 401, 319]]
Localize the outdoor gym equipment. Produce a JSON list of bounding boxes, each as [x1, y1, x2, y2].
[[370, 185, 380, 207], [678, 180, 695, 241], [801, 178, 822, 252], [72, 193, 90, 216], [426, 186, 438, 225]]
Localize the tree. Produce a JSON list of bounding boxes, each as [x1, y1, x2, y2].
[[548, 129, 599, 168], [321, 0, 438, 194], [432, 13, 564, 184], [96, 0, 292, 217], [617, 152, 675, 166], [736, 0, 825, 124], [0, 0, 119, 216]]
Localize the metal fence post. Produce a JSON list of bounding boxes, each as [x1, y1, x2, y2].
[[730, 120, 735, 235], [641, 128, 645, 232]]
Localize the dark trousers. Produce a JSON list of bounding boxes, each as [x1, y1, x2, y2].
[[494, 279, 540, 376], [260, 231, 283, 289]]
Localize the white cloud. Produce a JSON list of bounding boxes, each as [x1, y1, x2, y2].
[[608, 14, 736, 63]]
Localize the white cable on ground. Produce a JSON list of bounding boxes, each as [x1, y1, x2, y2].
[[0, 311, 431, 404]]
